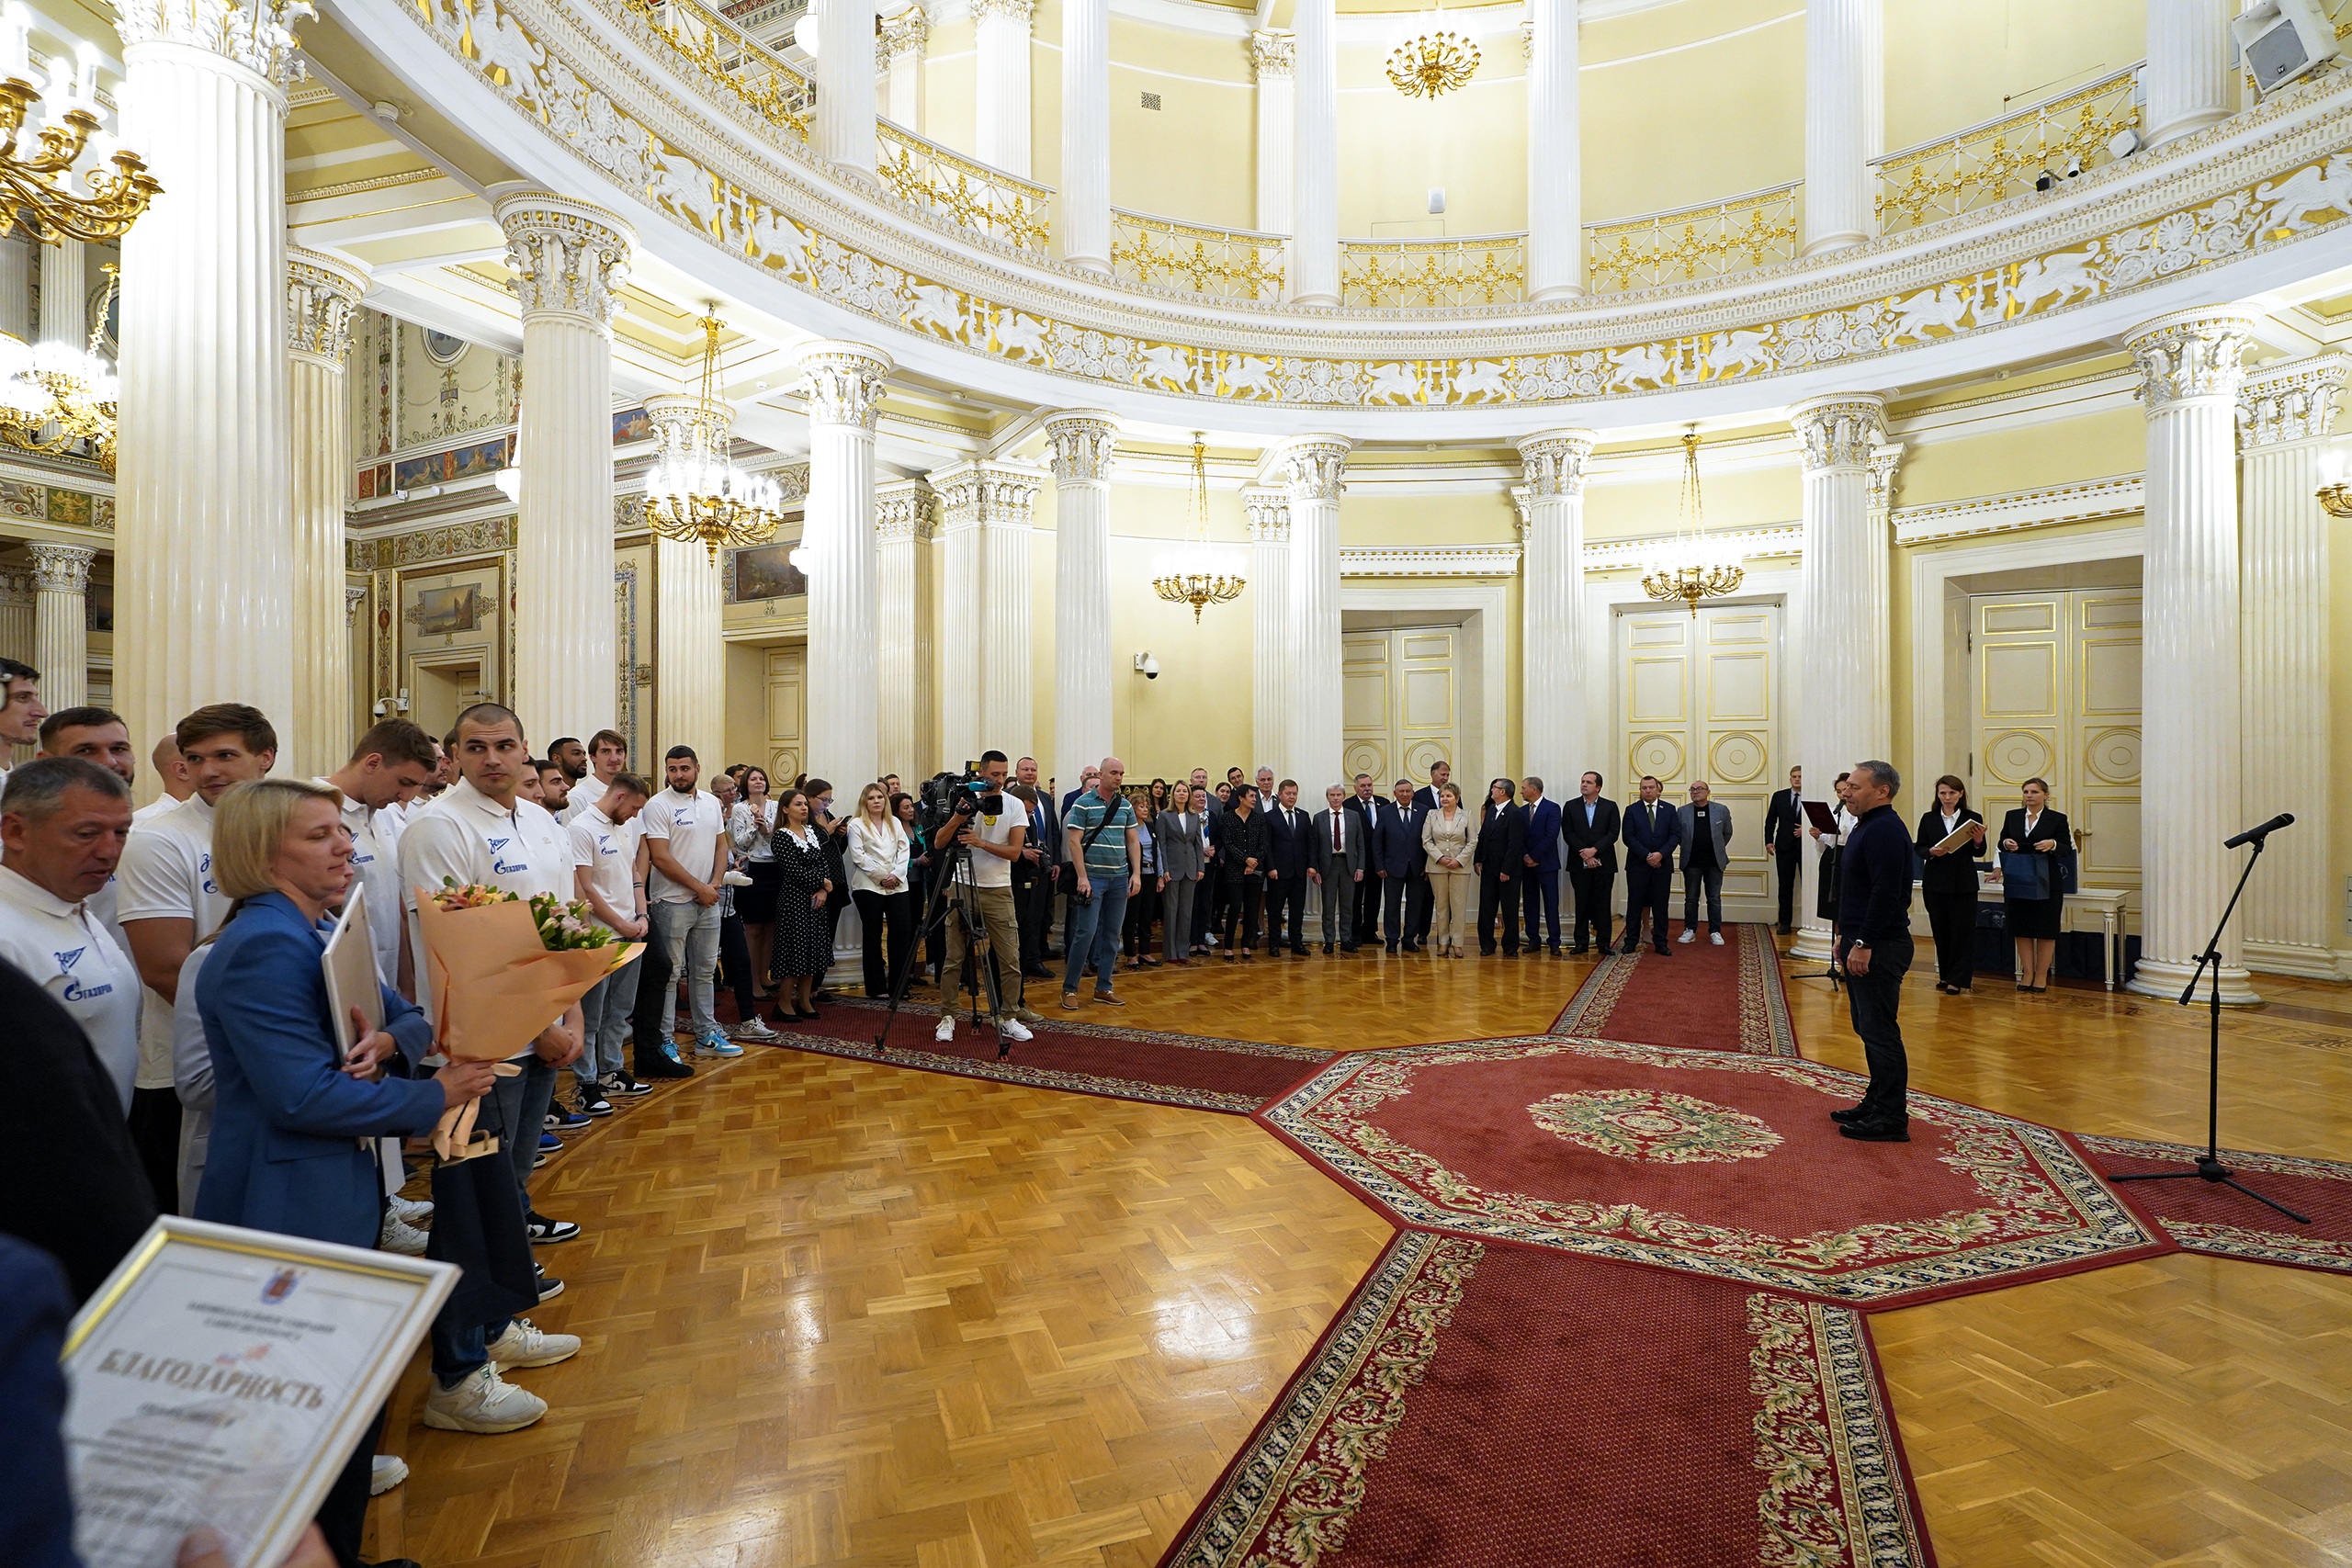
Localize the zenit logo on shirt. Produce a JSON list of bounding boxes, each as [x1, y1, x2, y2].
[[487, 835, 529, 876], [198, 852, 217, 897], [595, 834, 616, 856], [54, 945, 113, 1003], [673, 808, 694, 825]]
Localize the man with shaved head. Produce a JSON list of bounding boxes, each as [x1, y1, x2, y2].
[[132, 732, 192, 827]]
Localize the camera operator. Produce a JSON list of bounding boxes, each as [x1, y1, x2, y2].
[[933, 751, 1034, 1047]]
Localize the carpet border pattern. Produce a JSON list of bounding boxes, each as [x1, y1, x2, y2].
[[1749, 1294, 1933, 1567], [2081, 1134, 2352, 1273], [823, 994, 1334, 1060], [1548, 922, 1803, 1058]]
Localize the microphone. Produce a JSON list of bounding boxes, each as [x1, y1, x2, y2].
[[2223, 812, 2294, 849]]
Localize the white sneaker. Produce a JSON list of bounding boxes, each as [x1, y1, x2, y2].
[[1001, 1018, 1034, 1043], [933, 1013, 955, 1043], [486, 1316, 582, 1371], [1710, 931, 1725, 945], [379, 1211, 430, 1258], [421, 1365, 548, 1433], [1677, 930, 1696, 943], [369, 1455, 408, 1496], [388, 1194, 434, 1224]]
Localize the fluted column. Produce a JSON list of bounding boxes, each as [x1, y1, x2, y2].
[[1277, 436, 1350, 782], [1250, 30, 1294, 238], [1525, 0, 1580, 300], [814, 0, 876, 174], [1866, 442, 1902, 757], [496, 192, 633, 745], [641, 394, 729, 770], [39, 238, 83, 345], [28, 544, 94, 711], [1058, 0, 1110, 272], [2236, 355, 2346, 979], [0, 233, 29, 341], [286, 246, 368, 775], [797, 341, 890, 789], [2128, 308, 2257, 1003], [0, 567, 31, 665], [1288, 0, 1338, 305], [1789, 395, 1888, 963], [876, 479, 936, 777], [115, 0, 306, 754], [1045, 410, 1116, 782], [2145, 0, 2232, 150], [933, 467, 981, 769], [974, 0, 1034, 177], [880, 6, 928, 130], [1517, 430, 1597, 791], [1803, 0, 1881, 255], [1242, 486, 1291, 781]]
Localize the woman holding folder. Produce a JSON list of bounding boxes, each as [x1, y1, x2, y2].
[[1997, 777, 2070, 992], [1916, 774, 1985, 993]]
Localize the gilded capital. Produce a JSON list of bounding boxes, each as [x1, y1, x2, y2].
[[0, 566, 30, 608], [493, 191, 635, 332], [796, 341, 892, 431], [1867, 443, 1904, 513], [878, 5, 929, 66], [1788, 394, 1887, 472], [2125, 308, 2256, 413], [2236, 352, 2348, 449], [1042, 410, 1118, 482], [1249, 28, 1295, 78], [1241, 485, 1289, 544], [28, 542, 96, 595], [117, 0, 316, 89], [876, 479, 936, 541], [286, 246, 369, 367], [642, 392, 734, 460], [971, 0, 1035, 27], [1274, 435, 1351, 502], [345, 583, 369, 622], [1514, 428, 1598, 499]]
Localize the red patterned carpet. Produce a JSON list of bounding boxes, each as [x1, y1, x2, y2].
[[1549, 920, 1801, 1056], [2081, 1134, 2352, 1275]]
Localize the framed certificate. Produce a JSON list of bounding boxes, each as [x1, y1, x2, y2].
[[62, 1217, 458, 1568]]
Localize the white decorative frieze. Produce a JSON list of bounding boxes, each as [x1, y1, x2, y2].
[[1340, 545, 1521, 577], [1890, 474, 2144, 544], [1581, 528, 1803, 569]]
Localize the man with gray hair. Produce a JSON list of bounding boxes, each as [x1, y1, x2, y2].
[[0, 756, 139, 1106], [1830, 760, 1915, 1142]]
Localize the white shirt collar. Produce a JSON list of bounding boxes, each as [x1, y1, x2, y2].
[[0, 860, 85, 919], [447, 775, 522, 823]]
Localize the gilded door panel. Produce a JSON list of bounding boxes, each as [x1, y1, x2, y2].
[[1616, 604, 1779, 909], [1340, 626, 1455, 790], [1343, 669, 1390, 731], [765, 646, 805, 785]]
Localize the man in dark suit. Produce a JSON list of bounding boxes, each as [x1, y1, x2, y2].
[[1310, 783, 1368, 953], [1013, 757, 1058, 976], [1261, 780, 1314, 954], [1344, 773, 1389, 947], [1408, 761, 1451, 949], [1620, 774, 1678, 955], [1374, 777, 1429, 953], [1562, 771, 1620, 954], [1518, 775, 1565, 954], [1762, 765, 1804, 934]]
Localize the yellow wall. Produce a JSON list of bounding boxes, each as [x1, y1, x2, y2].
[[1883, 0, 2144, 155], [1580, 0, 1806, 220], [921, 16, 977, 156], [1338, 46, 1526, 237], [1110, 20, 1256, 228], [1894, 408, 2145, 508], [1584, 462, 1804, 539]]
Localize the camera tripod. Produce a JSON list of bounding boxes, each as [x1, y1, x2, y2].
[[871, 809, 1022, 1061]]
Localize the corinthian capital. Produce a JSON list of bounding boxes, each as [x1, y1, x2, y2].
[[493, 191, 635, 332], [1514, 427, 1597, 499], [2236, 352, 2349, 449], [28, 543, 96, 595], [1241, 485, 1289, 544], [931, 459, 1042, 528], [1043, 410, 1118, 482], [1788, 394, 1887, 472], [876, 478, 936, 541], [642, 392, 733, 462], [1249, 28, 1295, 77], [2126, 308, 2256, 413], [878, 4, 929, 65], [796, 341, 892, 431], [1274, 435, 1351, 502], [117, 0, 316, 89], [287, 246, 369, 367], [971, 0, 1034, 27]]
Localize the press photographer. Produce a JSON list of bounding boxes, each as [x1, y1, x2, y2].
[[922, 751, 1032, 1048]]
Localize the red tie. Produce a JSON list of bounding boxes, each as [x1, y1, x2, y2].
[[1333, 817, 1341, 852]]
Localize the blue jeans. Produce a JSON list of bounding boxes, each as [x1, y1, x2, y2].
[[650, 899, 719, 1040], [1062, 875, 1130, 996], [575, 960, 641, 1089]]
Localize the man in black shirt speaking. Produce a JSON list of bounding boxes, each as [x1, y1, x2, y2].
[[1829, 760, 1915, 1142]]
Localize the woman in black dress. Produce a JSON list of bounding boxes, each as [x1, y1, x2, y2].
[[1915, 773, 1985, 994], [1475, 777, 1527, 956], [1997, 777, 2069, 993], [1216, 785, 1266, 961], [768, 788, 835, 1021]]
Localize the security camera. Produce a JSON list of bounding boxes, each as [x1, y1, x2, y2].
[[1134, 651, 1159, 680]]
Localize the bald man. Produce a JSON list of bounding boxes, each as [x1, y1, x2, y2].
[[130, 734, 192, 827]]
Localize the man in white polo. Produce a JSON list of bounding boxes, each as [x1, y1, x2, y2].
[[320, 717, 438, 993], [36, 705, 139, 950], [640, 745, 733, 1059], [0, 656, 46, 792], [567, 771, 652, 1115], [0, 757, 138, 1107]]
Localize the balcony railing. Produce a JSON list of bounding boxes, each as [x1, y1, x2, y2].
[[619, 0, 811, 141], [1584, 182, 1802, 294], [875, 122, 1054, 259], [1340, 233, 1525, 308], [1109, 210, 1285, 301], [1872, 64, 2142, 233]]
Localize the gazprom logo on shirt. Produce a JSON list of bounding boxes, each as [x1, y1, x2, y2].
[[596, 833, 616, 857], [55, 945, 112, 1003], [198, 851, 217, 897], [487, 835, 529, 876], [673, 808, 693, 825]]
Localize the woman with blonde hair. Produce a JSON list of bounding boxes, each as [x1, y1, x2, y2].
[[847, 780, 913, 998], [1419, 782, 1475, 956]]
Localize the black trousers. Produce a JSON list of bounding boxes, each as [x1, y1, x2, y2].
[[1012, 863, 1047, 970], [1922, 886, 1978, 987], [1773, 838, 1801, 927], [1476, 873, 1521, 953], [1264, 874, 1307, 950], [1383, 873, 1428, 948], [1839, 933, 1913, 1118], [716, 912, 754, 1019], [1219, 875, 1261, 952], [1123, 878, 1160, 955], [854, 887, 915, 996], [126, 1086, 182, 1216], [629, 920, 676, 1064], [1623, 861, 1672, 950], [1353, 869, 1384, 945], [1566, 863, 1614, 951], [316, 1404, 389, 1567], [1521, 865, 1561, 950]]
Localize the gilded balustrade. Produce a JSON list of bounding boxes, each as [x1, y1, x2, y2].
[[1872, 65, 2141, 233], [1108, 209, 1285, 301], [1340, 233, 1524, 308], [618, 0, 811, 139], [875, 122, 1054, 258], [1584, 182, 1801, 294]]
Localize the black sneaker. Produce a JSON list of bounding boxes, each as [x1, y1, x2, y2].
[[580, 1091, 615, 1117], [526, 1213, 582, 1244], [548, 1105, 592, 1133], [605, 1071, 652, 1098], [634, 1053, 693, 1079], [1839, 1118, 1911, 1143], [1828, 1102, 1872, 1125], [535, 1269, 565, 1302]]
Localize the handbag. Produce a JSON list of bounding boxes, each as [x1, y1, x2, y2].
[[1057, 797, 1125, 897], [1999, 851, 2049, 900]]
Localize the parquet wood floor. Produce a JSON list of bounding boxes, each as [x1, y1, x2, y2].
[[367, 940, 2352, 1567]]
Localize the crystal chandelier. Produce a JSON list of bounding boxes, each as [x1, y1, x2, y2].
[[642, 312, 786, 565], [1385, 8, 1479, 99], [1152, 435, 1244, 622], [1640, 428, 1745, 615], [0, 263, 118, 470]]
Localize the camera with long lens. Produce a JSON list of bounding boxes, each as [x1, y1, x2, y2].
[[917, 765, 1005, 839]]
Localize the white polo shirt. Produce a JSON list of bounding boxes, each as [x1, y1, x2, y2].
[[321, 779, 402, 991], [562, 776, 611, 825], [566, 804, 640, 936], [130, 794, 185, 829], [116, 794, 233, 1092], [642, 787, 723, 904], [0, 860, 141, 1109], [398, 778, 574, 1043]]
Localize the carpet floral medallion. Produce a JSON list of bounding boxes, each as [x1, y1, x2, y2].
[[1550, 921, 1803, 1057], [1260, 1036, 2169, 1304]]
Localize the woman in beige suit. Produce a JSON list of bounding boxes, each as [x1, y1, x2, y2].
[[1420, 782, 1476, 956]]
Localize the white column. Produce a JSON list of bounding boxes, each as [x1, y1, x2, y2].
[[1866, 441, 1902, 759], [1277, 435, 1350, 782], [0, 566, 30, 664], [2127, 308, 2258, 1003], [1788, 394, 1889, 963], [1242, 485, 1291, 781], [28, 544, 94, 711], [642, 393, 730, 771], [0, 232, 29, 341], [797, 341, 891, 790], [1524, 0, 1580, 301], [39, 237, 83, 345], [1058, 0, 1110, 272], [1046, 410, 1116, 783], [286, 246, 368, 776], [1516, 430, 1597, 792], [973, 0, 1035, 177], [814, 0, 877, 174], [933, 467, 981, 769], [1288, 0, 1338, 305], [495, 191, 634, 746], [876, 478, 936, 777], [115, 0, 304, 755], [880, 6, 929, 130], [2144, 0, 2232, 150], [1803, 0, 1881, 255], [1250, 30, 1294, 238], [978, 466, 1040, 761], [2236, 355, 2346, 979]]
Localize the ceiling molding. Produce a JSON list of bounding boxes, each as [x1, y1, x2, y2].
[[1892, 474, 2144, 544], [1339, 545, 1521, 577]]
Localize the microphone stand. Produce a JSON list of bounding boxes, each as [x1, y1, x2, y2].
[[2109, 832, 2310, 1224]]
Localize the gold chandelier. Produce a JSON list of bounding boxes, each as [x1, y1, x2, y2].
[[1386, 11, 1479, 99], [642, 313, 786, 564], [1641, 428, 1745, 615], [0, 40, 160, 246], [1152, 435, 1244, 622], [0, 263, 118, 470]]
